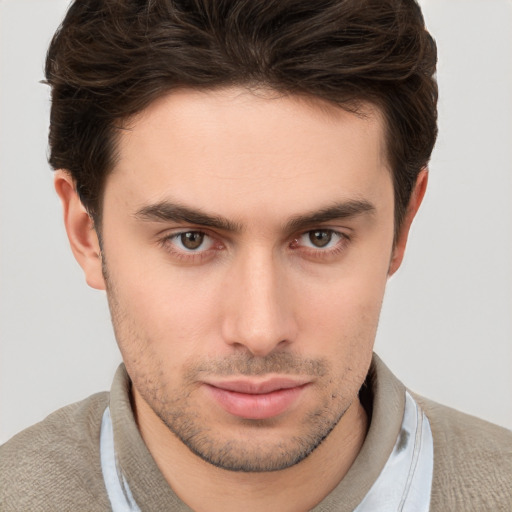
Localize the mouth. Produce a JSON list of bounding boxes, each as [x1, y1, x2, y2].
[[203, 377, 311, 420]]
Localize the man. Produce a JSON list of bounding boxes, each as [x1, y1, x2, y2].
[[1, 0, 511, 510]]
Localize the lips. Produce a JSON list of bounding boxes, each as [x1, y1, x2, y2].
[[204, 378, 310, 420]]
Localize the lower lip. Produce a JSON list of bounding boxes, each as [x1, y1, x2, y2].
[[205, 384, 307, 420]]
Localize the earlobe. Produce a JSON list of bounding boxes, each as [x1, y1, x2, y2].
[[54, 170, 106, 290], [388, 168, 428, 276]]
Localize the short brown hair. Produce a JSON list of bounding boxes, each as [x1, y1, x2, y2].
[[45, 0, 437, 234]]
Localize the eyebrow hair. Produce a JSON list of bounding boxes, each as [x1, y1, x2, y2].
[[135, 198, 375, 233], [284, 200, 376, 233], [135, 201, 242, 232]]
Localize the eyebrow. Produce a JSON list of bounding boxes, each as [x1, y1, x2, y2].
[[135, 201, 242, 232], [284, 200, 375, 233], [134, 199, 375, 233]]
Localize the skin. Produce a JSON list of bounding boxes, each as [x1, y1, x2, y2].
[[56, 87, 427, 511]]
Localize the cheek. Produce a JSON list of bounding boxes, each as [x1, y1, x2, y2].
[[105, 250, 224, 362], [300, 282, 382, 396], [296, 261, 389, 355]]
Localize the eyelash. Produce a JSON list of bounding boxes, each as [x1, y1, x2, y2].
[[158, 228, 351, 263], [159, 231, 222, 263], [290, 230, 350, 261]]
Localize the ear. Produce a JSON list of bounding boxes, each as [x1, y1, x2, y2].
[[54, 170, 106, 290], [388, 168, 428, 276]]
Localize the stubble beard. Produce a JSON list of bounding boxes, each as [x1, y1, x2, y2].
[[128, 352, 356, 473], [138, 353, 353, 473], [103, 261, 360, 473]]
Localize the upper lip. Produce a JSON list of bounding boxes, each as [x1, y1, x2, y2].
[[204, 377, 311, 395]]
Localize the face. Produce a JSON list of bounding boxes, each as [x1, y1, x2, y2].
[[78, 88, 400, 471]]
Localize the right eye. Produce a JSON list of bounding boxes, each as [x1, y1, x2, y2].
[[166, 231, 214, 252]]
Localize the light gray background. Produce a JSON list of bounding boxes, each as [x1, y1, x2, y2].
[[1, 0, 511, 443]]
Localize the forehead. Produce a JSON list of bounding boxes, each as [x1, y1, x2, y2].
[[107, 87, 391, 222]]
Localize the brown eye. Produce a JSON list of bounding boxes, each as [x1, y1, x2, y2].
[[180, 231, 205, 250], [308, 230, 333, 248]]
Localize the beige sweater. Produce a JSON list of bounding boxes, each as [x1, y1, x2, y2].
[[1, 355, 511, 511]]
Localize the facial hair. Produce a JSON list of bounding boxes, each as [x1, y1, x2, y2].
[[103, 259, 360, 473], [127, 350, 355, 472]]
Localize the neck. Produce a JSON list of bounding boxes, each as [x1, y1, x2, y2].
[[134, 392, 368, 512]]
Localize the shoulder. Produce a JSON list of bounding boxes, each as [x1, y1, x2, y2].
[[0, 392, 112, 512], [413, 393, 512, 511]]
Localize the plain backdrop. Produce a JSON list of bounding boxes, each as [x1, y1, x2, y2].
[[1, 0, 511, 443]]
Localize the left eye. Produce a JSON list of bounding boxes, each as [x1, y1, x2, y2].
[[170, 231, 213, 251], [297, 229, 343, 249]]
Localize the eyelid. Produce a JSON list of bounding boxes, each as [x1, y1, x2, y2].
[[289, 228, 351, 260], [157, 226, 351, 263], [293, 227, 350, 243], [296, 229, 344, 248], [158, 228, 224, 263], [158, 227, 213, 243]]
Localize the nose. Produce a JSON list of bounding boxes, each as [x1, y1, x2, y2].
[[220, 249, 297, 357]]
